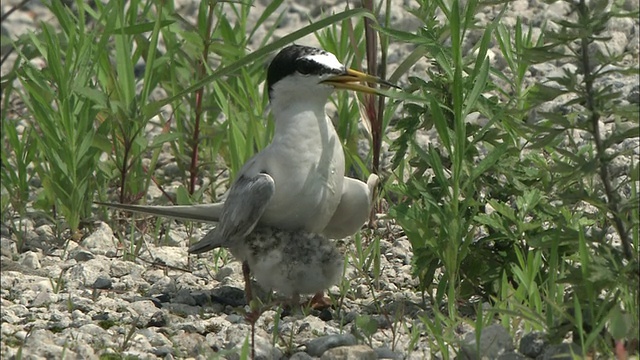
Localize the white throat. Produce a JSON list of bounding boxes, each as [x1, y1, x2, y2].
[[268, 77, 336, 147]]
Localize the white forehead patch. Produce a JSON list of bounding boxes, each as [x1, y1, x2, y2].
[[304, 52, 344, 72]]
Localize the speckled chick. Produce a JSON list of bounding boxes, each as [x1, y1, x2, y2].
[[198, 226, 344, 302]]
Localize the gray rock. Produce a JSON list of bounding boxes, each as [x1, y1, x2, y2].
[[1, 237, 17, 257], [92, 275, 113, 289], [74, 343, 97, 359], [20, 251, 41, 270], [69, 296, 94, 313], [7, 304, 30, 317], [540, 343, 583, 360], [290, 352, 315, 360], [621, 0, 639, 11], [226, 314, 245, 324], [78, 323, 109, 338], [306, 334, 357, 357], [459, 324, 515, 360], [172, 288, 197, 306], [211, 285, 247, 307], [588, 31, 629, 65], [34, 224, 56, 244], [81, 222, 117, 256], [149, 246, 188, 269], [25, 328, 76, 358], [518, 331, 548, 358], [209, 325, 283, 360], [179, 320, 207, 334], [627, 85, 640, 104], [165, 228, 188, 247], [148, 275, 176, 295], [320, 345, 377, 360], [375, 346, 403, 359], [497, 351, 528, 360], [67, 257, 110, 288], [109, 259, 144, 278], [152, 345, 175, 357], [72, 249, 95, 262], [130, 299, 161, 322], [31, 290, 56, 307], [147, 310, 168, 327]]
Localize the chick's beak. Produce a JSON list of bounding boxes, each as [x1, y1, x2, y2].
[[321, 69, 399, 95]]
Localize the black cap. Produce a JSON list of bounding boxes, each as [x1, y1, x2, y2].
[[266, 45, 344, 100]]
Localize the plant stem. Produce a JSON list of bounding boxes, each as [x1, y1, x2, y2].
[[577, 0, 631, 260], [189, 3, 216, 194]]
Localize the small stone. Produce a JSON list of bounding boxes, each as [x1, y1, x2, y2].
[[317, 308, 332, 321], [20, 251, 41, 270], [375, 346, 403, 359], [153, 293, 170, 304], [306, 334, 357, 357], [165, 228, 188, 247], [109, 259, 144, 278], [92, 276, 113, 289], [497, 351, 528, 360], [31, 291, 56, 307], [81, 222, 117, 256], [290, 352, 314, 360], [225, 314, 244, 324], [72, 249, 95, 262], [519, 331, 548, 358], [147, 311, 167, 327], [0, 237, 17, 256], [152, 346, 174, 357], [34, 224, 55, 243], [627, 85, 639, 104], [210, 285, 246, 307], [192, 292, 212, 306], [540, 343, 583, 360], [172, 288, 196, 306], [320, 345, 377, 360], [130, 300, 160, 321], [459, 324, 514, 359], [150, 246, 188, 269], [213, 265, 235, 281]]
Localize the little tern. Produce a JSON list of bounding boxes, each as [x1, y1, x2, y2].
[[101, 45, 393, 244]]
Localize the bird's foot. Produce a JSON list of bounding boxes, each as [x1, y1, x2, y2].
[[306, 291, 332, 310]]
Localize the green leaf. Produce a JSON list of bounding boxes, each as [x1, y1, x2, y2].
[[469, 143, 509, 183], [148, 133, 184, 148], [109, 20, 175, 35], [355, 315, 378, 338], [522, 45, 568, 64]]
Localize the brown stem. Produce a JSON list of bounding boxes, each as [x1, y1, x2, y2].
[[189, 4, 216, 194]]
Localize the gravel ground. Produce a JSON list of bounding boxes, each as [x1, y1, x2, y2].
[[1, 0, 638, 359]]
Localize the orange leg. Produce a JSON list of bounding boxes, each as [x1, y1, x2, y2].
[[242, 261, 253, 304]]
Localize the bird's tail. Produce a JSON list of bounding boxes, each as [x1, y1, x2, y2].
[[188, 228, 224, 254]]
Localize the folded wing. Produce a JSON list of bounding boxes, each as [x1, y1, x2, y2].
[[188, 173, 275, 254]]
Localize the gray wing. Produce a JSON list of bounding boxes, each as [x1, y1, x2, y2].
[[188, 173, 275, 254], [95, 202, 223, 222]]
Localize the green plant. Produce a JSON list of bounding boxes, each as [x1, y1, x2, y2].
[[387, 0, 638, 355], [388, 0, 501, 316], [353, 314, 378, 347], [12, 1, 111, 235]]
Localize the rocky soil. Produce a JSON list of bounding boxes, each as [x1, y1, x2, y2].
[[1, 0, 638, 359]]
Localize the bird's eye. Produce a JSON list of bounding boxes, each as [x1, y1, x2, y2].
[[296, 60, 316, 75]]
